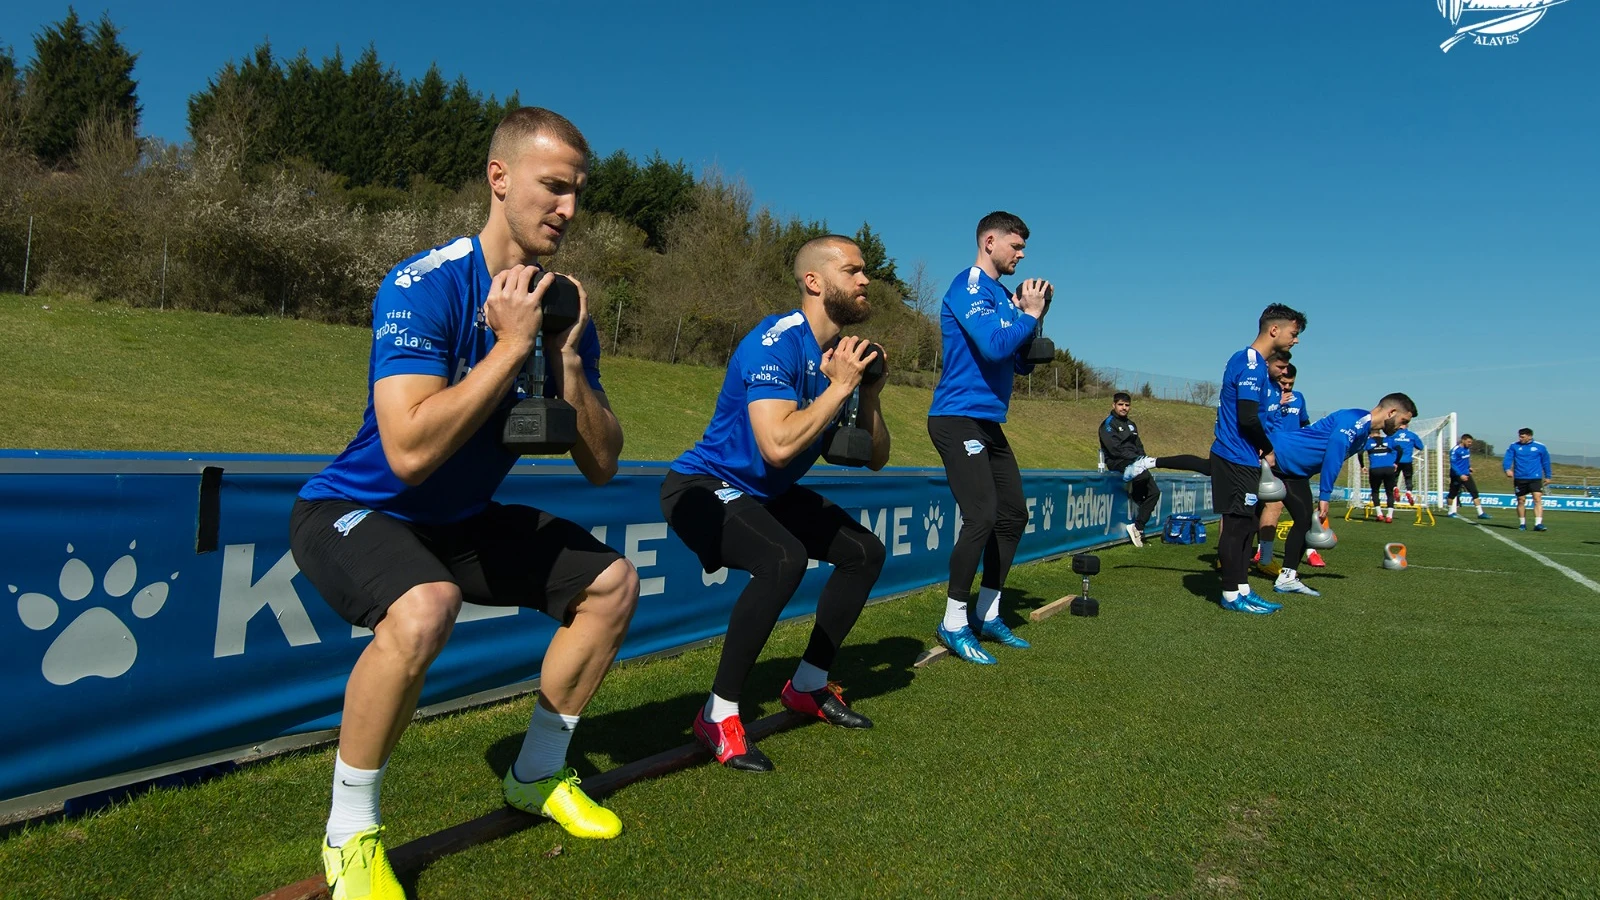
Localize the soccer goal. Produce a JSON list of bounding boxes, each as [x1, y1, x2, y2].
[[1343, 412, 1458, 510]]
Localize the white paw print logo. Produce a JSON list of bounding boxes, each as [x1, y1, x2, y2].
[[1041, 496, 1055, 531], [923, 504, 945, 551], [12, 542, 176, 686], [702, 567, 728, 586], [394, 266, 423, 288]]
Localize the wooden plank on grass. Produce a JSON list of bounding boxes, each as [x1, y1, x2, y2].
[[254, 710, 811, 900], [912, 646, 949, 668], [1029, 595, 1077, 623]]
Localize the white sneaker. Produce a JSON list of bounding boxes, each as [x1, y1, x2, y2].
[[1122, 456, 1156, 482], [1125, 523, 1145, 548], [1273, 571, 1321, 596]]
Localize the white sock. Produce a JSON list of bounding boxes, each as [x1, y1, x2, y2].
[[975, 586, 1002, 622], [1280, 568, 1297, 581], [327, 754, 385, 848], [791, 659, 828, 693], [942, 597, 969, 631], [1475, 502, 1484, 514], [513, 702, 579, 783], [1536, 516, 1543, 525], [1223, 589, 1240, 602], [1520, 516, 1527, 525], [705, 692, 740, 723], [1237, 583, 1252, 596]]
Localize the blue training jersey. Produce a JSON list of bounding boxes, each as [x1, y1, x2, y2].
[[672, 310, 836, 501], [1269, 408, 1374, 502], [300, 235, 604, 524], [1210, 347, 1271, 467], [1263, 389, 1309, 434], [1389, 428, 1424, 465], [1364, 435, 1399, 470], [927, 266, 1039, 422], [1503, 440, 1552, 479], [1451, 445, 1473, 476]]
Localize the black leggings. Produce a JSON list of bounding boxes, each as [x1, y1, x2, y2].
[[660, 473, 886, 702], [1397, 462, 1415, 492], [1128, 471, 1161, 529], [1280, 476, 1313, 568], [1155, 454, 1212, 475], [928, 416, 1027, 604], [1446, 474, 1480, 503], [1369, 467, 1398, 508]]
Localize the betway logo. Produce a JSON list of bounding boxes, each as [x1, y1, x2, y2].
[[1059, 486, 1114, 533]]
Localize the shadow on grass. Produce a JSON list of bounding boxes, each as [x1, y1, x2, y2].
[[482, 634, 925, 781]]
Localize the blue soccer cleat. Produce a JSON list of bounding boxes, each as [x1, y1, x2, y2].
[[1534, 523, 1547, 532], [979, 618, 1031, 649], [1220, 595, 1275, 615], [1243, 592, 1284, 610], [936, 624, 998, 664], [1477, 513, 1491, 520], [1519, 524, 1527, 531]]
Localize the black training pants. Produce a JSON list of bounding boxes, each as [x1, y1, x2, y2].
[[1369, 467, 1398, 508], [1128, 471, 1161, 529], [1154, 454, 1212, 476], [660, 473, 886, 702], [1446, 474, 1480, 503], [928, 416, 1027, 605], [1280, 475, 1314, 569], [1397, 461, 1415, 492]]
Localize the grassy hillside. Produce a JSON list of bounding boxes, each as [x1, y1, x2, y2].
[[0, 293, 1219, 467]]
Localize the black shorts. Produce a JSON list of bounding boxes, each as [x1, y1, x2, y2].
[[659, 470, 861, 574], [1209, 457, 1263, 517], [1514, 479, 1543, 497], [289, 498, 622, 629]]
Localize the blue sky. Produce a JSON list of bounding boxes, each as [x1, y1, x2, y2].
[[6, 1, 1598, 455]]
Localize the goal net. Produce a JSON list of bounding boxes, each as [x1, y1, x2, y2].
[[1343, 412, 1457, 509]]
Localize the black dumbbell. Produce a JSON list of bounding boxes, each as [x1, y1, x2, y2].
[[502, 274, 583, 456], [823, 343, 883, 467], [1069, 553, 1100, 617], [1021, 282, 1055, 365]]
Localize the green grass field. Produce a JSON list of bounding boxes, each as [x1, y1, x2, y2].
[[0, 292, 1218, 467], [5, 293, 1600, 898], [2, 512, 1598, 898]]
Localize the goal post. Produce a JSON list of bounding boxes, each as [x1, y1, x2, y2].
[[1344, 412, 1457, 509]]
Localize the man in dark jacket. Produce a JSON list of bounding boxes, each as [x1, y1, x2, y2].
[[1101, 392, 1159, 547]]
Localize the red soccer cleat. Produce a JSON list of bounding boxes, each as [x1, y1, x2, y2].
[[781, 680, 873, 729], [1306, 550, 1326, 568], [692, 709, 774, 772]]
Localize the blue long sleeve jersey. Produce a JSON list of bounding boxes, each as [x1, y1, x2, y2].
[[1263, 389, 1310, 434], [1503, 440, 1552, 479], [927, 266, 1039, 422], [1389, 428, 1424, 464], [1269, 408, 1375, 502], [1363, 435, 1399, 470], [1450, 445, 1473, 477]]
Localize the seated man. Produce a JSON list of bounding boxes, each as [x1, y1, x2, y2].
[[661, 235, 890, 772], [1267, 393, 1418, 597], [1100, 391, 1159, 547], [290, 108, 640, 900]]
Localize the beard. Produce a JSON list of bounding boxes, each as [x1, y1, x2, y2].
[[823, 282, 872, 326], [1379, 414, 1399, 435], [506, 204, 563, 257]]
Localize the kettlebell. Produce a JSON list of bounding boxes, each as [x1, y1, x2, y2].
[[1021, 283, 1056, 365], [1382, 543, 1408, 570], [1305, 514, 1338, 550], [1257, 462, 1286, 502]]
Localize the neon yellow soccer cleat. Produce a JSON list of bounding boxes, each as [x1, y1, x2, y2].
[[322, 825, 405, 900], [503, 766, 622, 839]]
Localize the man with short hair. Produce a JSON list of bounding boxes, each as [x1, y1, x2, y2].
[[662, 235, 889, 772], [1360, 433, 1400, 523], [927, 211, 1050, 662], [1206, 304, 1306, 614], [1389, 423, 1426, 506], [1267, 393, 1419, 597], [1100, 392, 1159, 548], [291, 108, 640, 900], [1504, 427, 1552, 531], [1446, 433, 1488, 519]]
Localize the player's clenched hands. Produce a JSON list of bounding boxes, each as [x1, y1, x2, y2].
[[484, 265, 548, 354], [1012, 278, 1052, 318], [551, 273, 590, 359], [822, 335, 875, 391]]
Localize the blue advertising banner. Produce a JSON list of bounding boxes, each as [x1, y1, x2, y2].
[[0, 450, 1213, 805], [1331, 487, 1600, 512]]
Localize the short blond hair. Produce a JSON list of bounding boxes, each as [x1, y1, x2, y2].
[[487, 107, 589, 167]]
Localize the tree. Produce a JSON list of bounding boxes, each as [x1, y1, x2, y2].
[[854, 222, 907, 296], [21, 8, 140, 167], [0, 45, 22, 151]]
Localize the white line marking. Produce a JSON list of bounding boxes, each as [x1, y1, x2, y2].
[[1541, 552, 1600, 559], [1409, 565, 1514, 574], [1463, 524, 1600, 594]]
